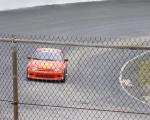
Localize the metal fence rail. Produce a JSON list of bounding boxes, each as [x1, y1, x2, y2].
[[1, 37, 150, 50], [0, 34, 150, 120]]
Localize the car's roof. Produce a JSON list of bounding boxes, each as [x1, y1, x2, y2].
[[36, 48, 62, 52]]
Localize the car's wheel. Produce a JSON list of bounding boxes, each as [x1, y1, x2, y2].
[[61, 67, 67, 83], [26, 70, 30, 80]]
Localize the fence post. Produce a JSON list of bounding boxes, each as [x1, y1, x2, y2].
[[12, 35, 19, 120]]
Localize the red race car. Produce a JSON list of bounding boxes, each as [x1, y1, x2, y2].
[[27, 48, 68, 82]]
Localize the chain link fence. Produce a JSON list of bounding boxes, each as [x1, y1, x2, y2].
[[0, 34, 150, 120]]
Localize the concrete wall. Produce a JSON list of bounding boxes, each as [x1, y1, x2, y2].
[[0, 0, 104, 11]]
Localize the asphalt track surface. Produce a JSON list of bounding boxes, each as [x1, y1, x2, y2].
[[1, 1, 150, 120]]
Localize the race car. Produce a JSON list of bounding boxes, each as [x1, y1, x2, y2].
[[27, 48, 68, 82]]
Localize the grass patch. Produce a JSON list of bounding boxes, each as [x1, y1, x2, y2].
[[139, 58, 150, 86]]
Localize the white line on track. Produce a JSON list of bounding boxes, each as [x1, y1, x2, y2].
[[119, 51, 150, 106]]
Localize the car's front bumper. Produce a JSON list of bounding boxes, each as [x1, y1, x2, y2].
[[27, 70, 64, 81]]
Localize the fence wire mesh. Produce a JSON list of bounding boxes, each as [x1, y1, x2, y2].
[[0, 34, 150, 120]]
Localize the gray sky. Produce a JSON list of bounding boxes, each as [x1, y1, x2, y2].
[[0, 0, 104, 11]]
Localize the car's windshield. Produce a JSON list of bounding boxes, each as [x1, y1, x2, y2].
[[32, 51, 63, 61]]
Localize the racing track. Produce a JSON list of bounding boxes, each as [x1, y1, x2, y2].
[[0, 1, 150, 120]]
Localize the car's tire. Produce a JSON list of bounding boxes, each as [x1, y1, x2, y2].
[[26, 70, 31, 81], [61, 67, 67, 83], [26, 74, 30, 80]]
